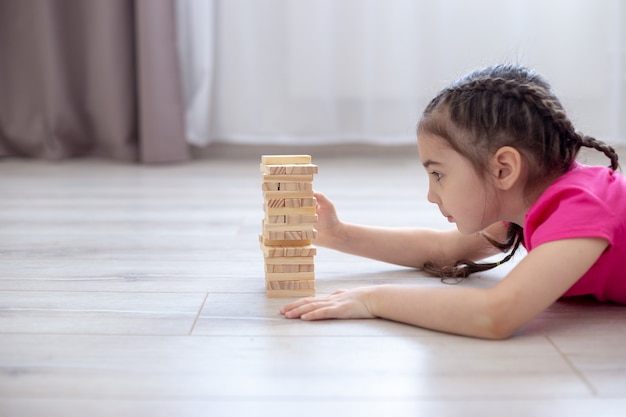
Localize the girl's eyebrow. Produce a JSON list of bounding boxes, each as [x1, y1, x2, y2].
[[422, 159, 442, 168]]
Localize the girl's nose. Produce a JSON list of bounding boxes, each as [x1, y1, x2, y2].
[[427, 187, 439, 205]]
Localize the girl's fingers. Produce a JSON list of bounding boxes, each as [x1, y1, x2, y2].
[[280, 290, 356, 321], [312, 191, 326, 202], [281, 293, 344, 319], [301, 305, 335, 321], [313, 191, 333, 211], [282, 299, 329, 319], [280, 297, 314, 315]]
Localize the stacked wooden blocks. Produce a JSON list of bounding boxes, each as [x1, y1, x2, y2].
[[260, 155, 318, 298]]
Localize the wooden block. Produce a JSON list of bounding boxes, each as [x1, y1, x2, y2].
[[260, 242, 317, 258], [266, 272, 315, 281], [264, 206, 316, 217], [262, 155, 311, 165], [263, 191, 314, 199], [260, 164, 318, 175], [262, 181, 313, 192], [266, 214, 318, 224], [262, 174, 315, 182], [265, 263, 315, 273], [262, 221, 315, 234], [266, 279, 315, 291], [265, 197, 316, 209], [266, 278, 316, 297], [286, 197, 315, 208], [259, 234, 314, 246], [264, 256, 314, 265], [262, 238, 314, 246], [263, 229, 317, 241], [265, 264, 295, 273], [266, 288, 315, 298]]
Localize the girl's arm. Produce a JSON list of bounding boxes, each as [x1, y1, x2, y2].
[[313, 192, 506, 268], [281, 237, 608, 339]]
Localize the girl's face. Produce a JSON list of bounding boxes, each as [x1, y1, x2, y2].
[[417, 133, 498, 235]]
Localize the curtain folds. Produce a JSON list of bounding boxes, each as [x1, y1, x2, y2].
[[0, 0, 189, 163], [175, 0, 215, 148], [177, 0, 626, 147]]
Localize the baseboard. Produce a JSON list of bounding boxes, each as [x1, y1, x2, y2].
[[191, 142, 419, 160]]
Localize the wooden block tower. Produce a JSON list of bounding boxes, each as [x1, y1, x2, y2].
[[260, 155, 318, 298]]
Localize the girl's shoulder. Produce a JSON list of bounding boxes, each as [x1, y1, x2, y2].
[[541, 162, 626, 205], [524, 162, 626, 250]]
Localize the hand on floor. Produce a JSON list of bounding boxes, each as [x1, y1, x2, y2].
[[280, 289, 376, 321]]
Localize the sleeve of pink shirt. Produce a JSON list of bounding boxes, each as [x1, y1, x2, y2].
[[526, 186, 617, 251]]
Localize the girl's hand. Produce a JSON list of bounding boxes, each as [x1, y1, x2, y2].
[[312, 192, 342, 246], [280, 289, 376, 321]]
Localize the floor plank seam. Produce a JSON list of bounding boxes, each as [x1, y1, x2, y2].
[[188, 292, 209, 335], [546, 335, 598, 397]]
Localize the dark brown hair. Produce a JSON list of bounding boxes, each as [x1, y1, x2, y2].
[[418, 64, 620, 278]]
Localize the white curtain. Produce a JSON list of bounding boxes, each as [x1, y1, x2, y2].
[[176, 0, 626, 147]]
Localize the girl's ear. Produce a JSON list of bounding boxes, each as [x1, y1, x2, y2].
[[490, 146, 522, 190]]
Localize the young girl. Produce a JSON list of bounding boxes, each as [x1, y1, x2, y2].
[[280, 64, 626, 339]]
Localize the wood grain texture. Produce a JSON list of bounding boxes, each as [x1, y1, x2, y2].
[[260, 164, 318, 175], [261, 155, 312, 164]]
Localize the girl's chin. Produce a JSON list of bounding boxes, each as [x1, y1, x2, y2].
[[455, 223, 482, 236]]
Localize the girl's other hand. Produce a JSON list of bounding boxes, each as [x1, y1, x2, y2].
[[280, 288, 376, 321]]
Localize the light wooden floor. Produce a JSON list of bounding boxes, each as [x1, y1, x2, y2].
[[1, 146, 626, 417]]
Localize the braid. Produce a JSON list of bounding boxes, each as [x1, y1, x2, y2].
[[580, 134, 620, 171], [423, 223, 524, 280], [446, 77, 581, 170], [435, 72, 620, 173]]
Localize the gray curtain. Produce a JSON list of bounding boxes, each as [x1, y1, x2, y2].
[[0, 0, 189, 163]]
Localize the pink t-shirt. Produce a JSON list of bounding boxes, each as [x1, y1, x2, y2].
[[524, 162, 626, 303]]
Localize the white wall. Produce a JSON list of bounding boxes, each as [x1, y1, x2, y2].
[[178, 0, 626, 146]]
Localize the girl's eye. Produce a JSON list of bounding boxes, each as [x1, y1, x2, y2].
[[430, 171, 443, 181]]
